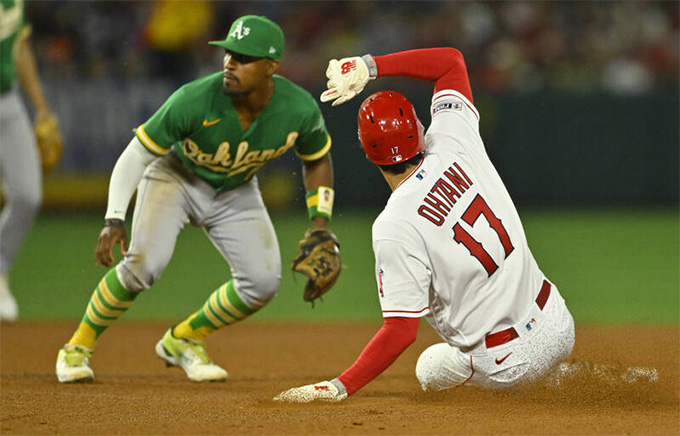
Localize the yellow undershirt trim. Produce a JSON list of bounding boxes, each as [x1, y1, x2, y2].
[[297, 134, 331, 161], [136, 124, 170, 156]]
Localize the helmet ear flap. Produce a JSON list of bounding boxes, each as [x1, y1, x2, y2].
[[358, 91, 426, 166]]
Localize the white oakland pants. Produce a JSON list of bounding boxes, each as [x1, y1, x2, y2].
[[416, 281, 575, 391]]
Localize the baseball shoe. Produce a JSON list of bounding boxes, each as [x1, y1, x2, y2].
[[155, 328, 227, 382], [0, 275, 18, 322], [56, 344, 94, 383]]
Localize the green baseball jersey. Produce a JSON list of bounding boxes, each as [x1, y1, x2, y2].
[[0, 0, 26, 95], [136, 72, 331, 191]]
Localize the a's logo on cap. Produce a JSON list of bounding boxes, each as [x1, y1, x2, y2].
[[269, 46, 276, 54], [230, 21, 251, 40]]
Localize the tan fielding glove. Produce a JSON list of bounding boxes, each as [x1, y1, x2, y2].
[[34, 112, 64, 174], [291, 228, 341, 304]]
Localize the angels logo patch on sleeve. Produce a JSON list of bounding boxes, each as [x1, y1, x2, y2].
[[432, 101, 462, 115]]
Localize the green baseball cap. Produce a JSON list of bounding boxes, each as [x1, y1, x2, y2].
[[209, 15, 284, 60]]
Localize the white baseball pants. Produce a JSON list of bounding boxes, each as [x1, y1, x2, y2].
[[416, 281, 575, 391]]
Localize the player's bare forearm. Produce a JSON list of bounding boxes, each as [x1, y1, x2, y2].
[[15, 35, 51, 116], [302, 153, 334, 191], [310, 215, 328, 229]]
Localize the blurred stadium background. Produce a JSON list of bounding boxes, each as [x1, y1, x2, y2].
[[6, 1, 679, 324]]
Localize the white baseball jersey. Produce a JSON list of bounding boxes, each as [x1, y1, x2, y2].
[[373, 89, 547, 350]]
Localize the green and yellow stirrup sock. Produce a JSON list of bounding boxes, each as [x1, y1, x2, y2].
[[172, 279, 259, 341], [68, 268, 137, 350]]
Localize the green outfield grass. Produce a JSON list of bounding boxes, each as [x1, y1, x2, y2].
[[8, 207, 679, 325]]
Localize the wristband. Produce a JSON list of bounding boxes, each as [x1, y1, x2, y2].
[[362, 54, 377, 78], [104, 219, 125, 227], [331, 378, 348, 396], [306, 186, 334, 221]]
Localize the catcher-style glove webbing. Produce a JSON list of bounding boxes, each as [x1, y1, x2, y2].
[[291, 228, 341, 304], [34, 113, 64, 174]]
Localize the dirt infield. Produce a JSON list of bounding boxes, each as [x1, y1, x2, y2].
[[1, 322, 678, 435]]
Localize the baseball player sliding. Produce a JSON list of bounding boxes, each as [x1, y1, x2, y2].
[[275, 48, 575, 402], [56, 15, 339, 383]]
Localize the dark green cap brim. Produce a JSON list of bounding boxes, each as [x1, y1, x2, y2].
[[208, 40, 277, 60]]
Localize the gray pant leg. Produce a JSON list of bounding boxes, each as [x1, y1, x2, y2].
[[0, 90, 42, 275], [116, 155, 281, 308], [204, 177, 281, 309], [116, 159, 190, 292]]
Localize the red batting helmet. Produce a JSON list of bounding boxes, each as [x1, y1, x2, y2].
[[357, 90, 425, 166]]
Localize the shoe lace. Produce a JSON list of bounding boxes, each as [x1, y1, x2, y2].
[[64, 347, 91, 367]]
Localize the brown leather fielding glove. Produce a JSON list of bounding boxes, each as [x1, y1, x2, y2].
[[291, 228, 341, 304], [34, 113, 64, 174]]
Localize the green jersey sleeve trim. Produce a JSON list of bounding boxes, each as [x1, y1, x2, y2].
[[296, 133, 331, 161], [136, 123, 171, 156], [18, 24, 31, 42]]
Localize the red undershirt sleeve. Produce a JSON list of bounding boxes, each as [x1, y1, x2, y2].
[[337, 317, 420, 396], [372, 47, 473, 103]]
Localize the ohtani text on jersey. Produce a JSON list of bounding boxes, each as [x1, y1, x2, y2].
[[417, 162, 473, 226]]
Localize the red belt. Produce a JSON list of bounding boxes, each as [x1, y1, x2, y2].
[[485, 280, 551, 349]]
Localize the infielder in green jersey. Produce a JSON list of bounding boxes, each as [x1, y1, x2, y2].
[[56, 15, 336, 383], [0, 0, 62, 321]]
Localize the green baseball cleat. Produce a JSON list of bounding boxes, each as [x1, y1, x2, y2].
[[155, 329, 227, 382], [56, 344, 94, 383]]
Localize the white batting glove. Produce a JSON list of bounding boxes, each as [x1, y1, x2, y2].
[[320, 55, 375, 106], [273, 380, 348, 403]]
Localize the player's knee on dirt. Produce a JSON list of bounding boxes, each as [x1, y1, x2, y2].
[[416, 343, 472, 392]]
